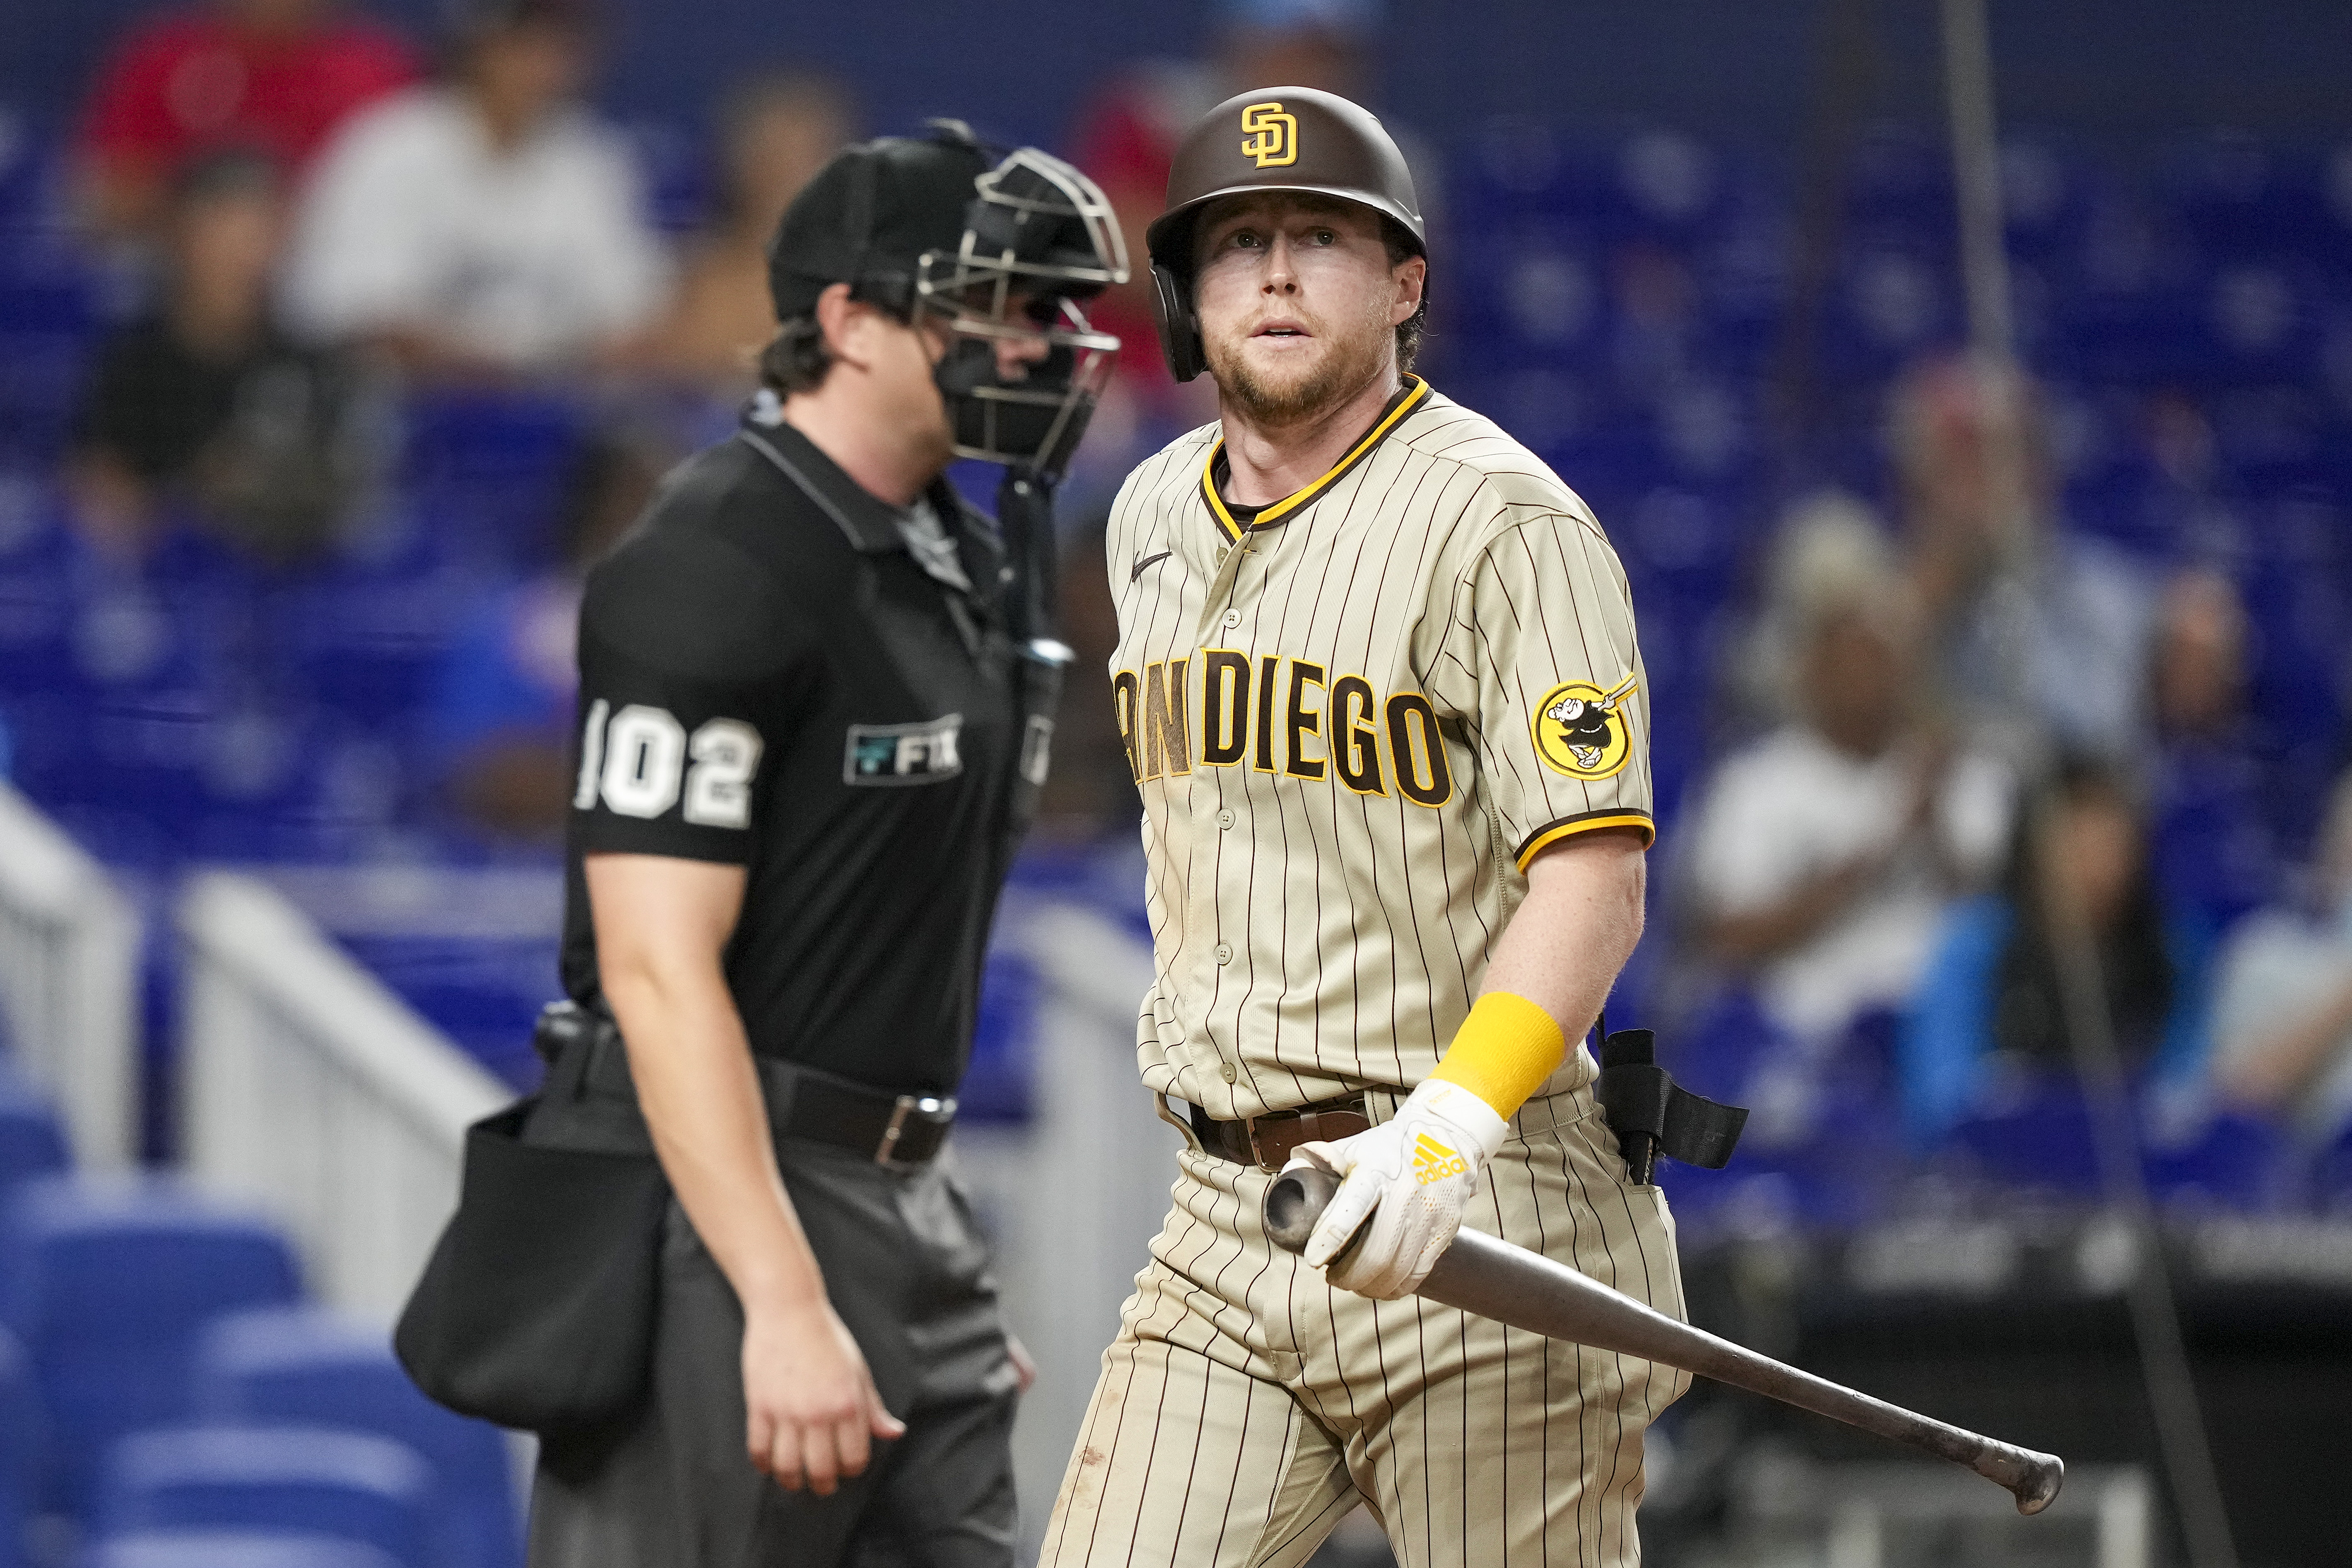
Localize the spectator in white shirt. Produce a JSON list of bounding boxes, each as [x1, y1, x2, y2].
[[284, 0, 666, 379], [1687, 505, 2012, 1053], [2210, 771, 2352, 1141]]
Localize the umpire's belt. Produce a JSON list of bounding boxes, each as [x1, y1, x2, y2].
[[1190, 1092, 1375, 1171], [539, 1002, 956, 1167], [765, 1062, 957, 1168]]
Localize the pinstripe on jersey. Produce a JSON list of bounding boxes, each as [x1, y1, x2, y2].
[[1105, 377, 1656, 1121]]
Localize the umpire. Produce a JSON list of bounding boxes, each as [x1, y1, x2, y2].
[[525, 124, 1125, 1565]]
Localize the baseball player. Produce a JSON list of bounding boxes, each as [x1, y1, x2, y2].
[[1038, 87, 1688, 1568]]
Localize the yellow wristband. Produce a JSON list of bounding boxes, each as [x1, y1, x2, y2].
[[1428, 991, 1567, 1118]]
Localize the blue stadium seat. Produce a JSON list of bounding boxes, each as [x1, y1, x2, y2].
[[2309, 1121, 2352, 1211], [85, 1532, 403, 1568], [0, 1179, 303, 1513], [0, 1323, 40, 1568], [336, 937, 556, 1094], [0, 1075, 68, 1193], [398, 392, 586, 575], [193, 1309, 519, 1568], [2144, 1113, 2283, 1210], [95, 1427, 432, 1568], [1944, 1087, 2105, 1193]]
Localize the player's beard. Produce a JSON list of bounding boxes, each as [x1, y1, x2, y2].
[[1205, 296, 1395, 428]]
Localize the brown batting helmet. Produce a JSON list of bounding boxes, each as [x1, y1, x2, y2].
[[1145, 86, 1426, 382]]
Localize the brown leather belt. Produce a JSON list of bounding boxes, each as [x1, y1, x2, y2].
[[1189, 1092, 1377, 1171]]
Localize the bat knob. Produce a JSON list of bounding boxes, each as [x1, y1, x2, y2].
[[1978, 1443, 2065, 1515], [1264, 1165, 1340, 1255]]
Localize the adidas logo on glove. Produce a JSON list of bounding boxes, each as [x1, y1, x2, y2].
[[1411, 1133, 1469, 1184]]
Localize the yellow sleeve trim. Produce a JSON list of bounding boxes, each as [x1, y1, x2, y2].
[[1429, 991, 1567, 1118], [1515, 811, 1655, 871]]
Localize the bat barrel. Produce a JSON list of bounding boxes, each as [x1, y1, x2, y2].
[[1260, 1165, 2065, 1516]]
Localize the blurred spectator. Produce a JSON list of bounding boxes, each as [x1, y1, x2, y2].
[[2148, 566, 2277, 931], [1892, 354, 2154, 760], [1687, 503, 2010, 1049], [635, 72, 854, 400], [433, 424, 670, 840], [1899, 756, 2215, 1147], [2209, 771, 2352, 1139], [68, 151, 378, 565], [73, 0, 418, 241], [283, 0, 667, 379]]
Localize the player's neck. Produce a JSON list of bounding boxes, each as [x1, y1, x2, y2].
[[1217, 360, 1401, 509]]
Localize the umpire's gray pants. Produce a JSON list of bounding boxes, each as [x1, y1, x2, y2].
[[520, 1053, 1020, 1568]]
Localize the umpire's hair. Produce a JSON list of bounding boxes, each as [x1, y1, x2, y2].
[[758, 314, 832, 396]]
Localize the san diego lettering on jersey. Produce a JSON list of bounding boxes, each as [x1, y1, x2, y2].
[[1111, 653, 1454, 805]]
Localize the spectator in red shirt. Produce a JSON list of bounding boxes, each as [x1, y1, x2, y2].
[[75, 0, 418, 240]]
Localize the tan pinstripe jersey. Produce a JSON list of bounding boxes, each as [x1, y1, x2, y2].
[[1106, 376, 1654, 1121]]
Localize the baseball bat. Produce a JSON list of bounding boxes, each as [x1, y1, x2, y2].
[[1263, 1167, 2063, 1515]]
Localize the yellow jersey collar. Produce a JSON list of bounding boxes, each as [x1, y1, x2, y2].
[[1199, 375, 1431, 544]]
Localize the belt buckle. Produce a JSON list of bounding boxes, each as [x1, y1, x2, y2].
[[1245, 1090, 1376, 1171], [876, 1094, 953, 1167]]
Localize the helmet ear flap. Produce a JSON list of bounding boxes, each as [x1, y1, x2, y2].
[[1149, 261, 1205, 383]]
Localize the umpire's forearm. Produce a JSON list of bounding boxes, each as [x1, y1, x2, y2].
[[604, 961, 824, 1311], [584, 855, 824, 1316], [1480, 829, 1648, 1047]]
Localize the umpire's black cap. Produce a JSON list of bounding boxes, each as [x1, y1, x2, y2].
[[766, 123, 990, 323]]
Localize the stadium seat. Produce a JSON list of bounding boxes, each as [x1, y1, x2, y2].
[[0, 1323, 39, 1568], [0, 1178, 302, 1513], [0, 1075, 69, 1192], [1945, 1087, 2106, 1193], [95, 1427, 432, 1568], [2144, 1113, 2284, 1210], [193, 1309, 520, 1568], [86, 1532, 403, 1568]]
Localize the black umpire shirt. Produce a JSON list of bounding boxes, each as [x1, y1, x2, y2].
[[560, 407, 1042, 1097]]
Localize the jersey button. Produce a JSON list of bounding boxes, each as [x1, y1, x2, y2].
[[1215, 942, 1234, 964], [1221, 608, 1242, 628], [1221, 1061, 1239, 1083], [1217, 809, 1236, 829]]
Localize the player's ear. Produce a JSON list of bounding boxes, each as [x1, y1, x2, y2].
[[1389, 254, 1427, 326]]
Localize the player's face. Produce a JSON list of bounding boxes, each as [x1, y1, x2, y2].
[[1192, 194, 1422, 425]]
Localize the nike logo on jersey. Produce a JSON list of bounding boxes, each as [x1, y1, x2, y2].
[[1412, 1132, 1468, 1184], [1130, 549, 1174, 582]]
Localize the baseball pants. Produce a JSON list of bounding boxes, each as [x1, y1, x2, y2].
[[520, 1048, 1021, 1568], [1036, 1084, 1690, 1568]]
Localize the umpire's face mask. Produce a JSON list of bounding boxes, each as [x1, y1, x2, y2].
[[930, 302, 1113, 483], [916, 147, 1128, 481]]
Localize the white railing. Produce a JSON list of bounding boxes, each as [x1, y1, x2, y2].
[[177, 871, 509, 1316], [0, 781, 140, 1168]]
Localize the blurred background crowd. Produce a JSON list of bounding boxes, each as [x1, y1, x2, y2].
[[0, 0, 2349, 1564]]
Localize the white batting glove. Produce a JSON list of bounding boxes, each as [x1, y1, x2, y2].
[[1289, 1080, 1509, 1300]]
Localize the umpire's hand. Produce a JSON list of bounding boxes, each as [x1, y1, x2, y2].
[[744, 1298, 905, 1495], [1289, 1079, 1510, 1299]]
